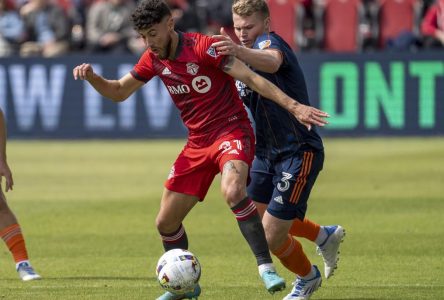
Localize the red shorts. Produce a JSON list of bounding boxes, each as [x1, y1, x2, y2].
[[165, 124, 255, 200]]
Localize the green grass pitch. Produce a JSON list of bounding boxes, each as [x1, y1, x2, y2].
[[1, 138, 443, 299]]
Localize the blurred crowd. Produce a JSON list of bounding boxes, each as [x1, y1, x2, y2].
[[0, 0, 443, 57], [283, 0, 444, 52]]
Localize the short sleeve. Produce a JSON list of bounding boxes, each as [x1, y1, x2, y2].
[[131, 50, 155, 83], [253, 33, 287, 68]]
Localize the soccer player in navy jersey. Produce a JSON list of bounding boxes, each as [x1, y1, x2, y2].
[[73, 0, 328, 299], [212, 0, 345, 299]]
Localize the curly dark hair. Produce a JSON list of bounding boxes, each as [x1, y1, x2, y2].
[[131, 0, 171, 31]]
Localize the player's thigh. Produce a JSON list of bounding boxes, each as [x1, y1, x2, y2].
[[215, 125, 255, 206], [267, 151, 324, 221], [165, 146, 219, 201], [247, 157, 274, 205], [156, 188, 199, 233]]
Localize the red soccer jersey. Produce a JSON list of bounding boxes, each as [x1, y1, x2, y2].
[[131, 32, 250, 146]]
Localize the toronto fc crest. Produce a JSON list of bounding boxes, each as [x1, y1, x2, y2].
[[186, 63, 199, 75]]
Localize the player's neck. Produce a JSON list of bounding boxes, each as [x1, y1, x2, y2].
[[167, 31, 179, 60]]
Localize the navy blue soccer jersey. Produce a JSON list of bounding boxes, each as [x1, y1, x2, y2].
[[236, 32, 323, 160]]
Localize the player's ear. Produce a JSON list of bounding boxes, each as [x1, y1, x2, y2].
[[264, 16, 270, 31], [167, 16, 174, 31]]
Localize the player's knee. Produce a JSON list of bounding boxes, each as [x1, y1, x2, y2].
[[155, 215, 180, 234], [263, 223, 287, 252], [221, 182, 245, 206]]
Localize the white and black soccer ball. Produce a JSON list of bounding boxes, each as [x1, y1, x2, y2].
[[156, 249, 201, 294]]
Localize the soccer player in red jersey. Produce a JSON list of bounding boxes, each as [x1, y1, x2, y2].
[[73, 0, 328, 299], [0, 109, 41, 281]]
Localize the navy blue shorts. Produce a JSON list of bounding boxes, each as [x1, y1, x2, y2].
[[247, 150, 324, 220]]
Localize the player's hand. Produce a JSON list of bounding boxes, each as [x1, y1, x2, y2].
[[0, 160, 13, 192], [211, 27, 240, 56], [292, 103, 329, 131], [73, 63, 94, 81]]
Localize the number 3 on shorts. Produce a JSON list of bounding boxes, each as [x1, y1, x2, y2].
[[277, 172, 293, 192]]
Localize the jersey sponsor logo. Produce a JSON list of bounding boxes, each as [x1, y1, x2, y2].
[[162, 67, 171, 75], [167, 84, 191, 94], [191, 76, 211, 93], [258, 40, 272, 50], [273, 195, 284, 205], [206, 46, 218, 58], [277, 172, 293, 192], [186, 63, 199, 75]]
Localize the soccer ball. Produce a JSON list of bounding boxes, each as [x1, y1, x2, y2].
[[156, 249, 201, 294]]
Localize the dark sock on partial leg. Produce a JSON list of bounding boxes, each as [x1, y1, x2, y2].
[[159, 223, 188, 251], [231, 197, 272, 265]]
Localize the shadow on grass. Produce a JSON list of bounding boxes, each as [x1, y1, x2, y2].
[[1, 276, 155, 282], [321, 298, 380, 300]]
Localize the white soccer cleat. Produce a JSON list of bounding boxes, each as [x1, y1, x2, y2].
[[16, 261, 41, 281], [283, 265, 322, 300], [316, 225, 345, 279]]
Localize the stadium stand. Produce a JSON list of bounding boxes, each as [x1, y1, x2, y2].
[[421, 0, 444, 48], [315, 0, 365, 52], [0, 0, 441, 55], [268, 0, 307, 51], [373, 0, 423, 50]]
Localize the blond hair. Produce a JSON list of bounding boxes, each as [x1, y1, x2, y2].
[[232, 0, 269, 17]]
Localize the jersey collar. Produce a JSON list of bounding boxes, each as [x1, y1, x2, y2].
[[171, 31, 184, 60]]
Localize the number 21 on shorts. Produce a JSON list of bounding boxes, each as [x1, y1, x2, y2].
[[218, 139, 243, 155]]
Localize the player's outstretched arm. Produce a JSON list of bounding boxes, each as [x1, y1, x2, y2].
[[0, 109, 13, 192], [73, 63, 144, 102], [224, 57, 329, 130]]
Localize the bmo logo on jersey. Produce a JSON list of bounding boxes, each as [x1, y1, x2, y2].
[[167, 84, 191, 94], [192, 76, 211, 93]]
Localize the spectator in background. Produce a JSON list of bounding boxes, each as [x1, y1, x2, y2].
[[0, 0, 24, 56], [204, 0, 237, 40], [19, 0, 70, 57], [56, 0, 88, 51], [86, 0, 144, 54], [421, 0, 444, 48], [165, 0, 204, 32], [372, 0, 422, 51]]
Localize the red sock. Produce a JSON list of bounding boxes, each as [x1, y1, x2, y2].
[[289, 218, 321, 242], [0, 224, 29, 263], [272, 235, 311, 276]]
